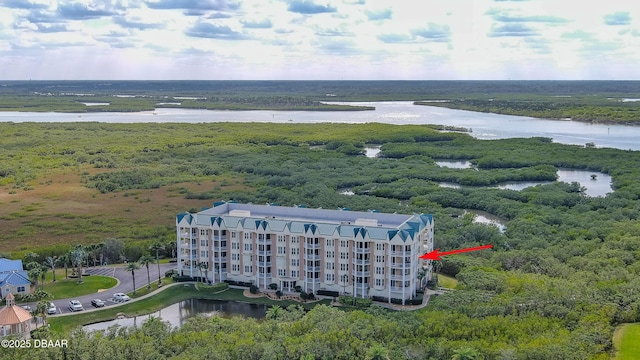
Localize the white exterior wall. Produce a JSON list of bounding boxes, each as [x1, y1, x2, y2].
[[177, 205, 434, 303]]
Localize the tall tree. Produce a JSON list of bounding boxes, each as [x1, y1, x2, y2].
[[70, 246, 86, 284], [150, 241, 163, 285], [34, 300, 49, 329], [44, 256, 58, 282], [126, 262, 140, 295], [139, 254, 154, 289]]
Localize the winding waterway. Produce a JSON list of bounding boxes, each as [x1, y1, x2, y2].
[[2, 101, 639, 150]]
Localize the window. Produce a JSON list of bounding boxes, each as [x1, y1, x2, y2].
[[326, 250, 335, 258], [200, 250, 209, 257], [278, 246, 286, 255], [291, 270, 299, 278], [291, 259, 299, 267], [231, 231, 237, 239], [244, 265, 253, 273], [291, 248, 299, 255], [340, 263, 349, 271], [340, 240, 348, 247], [376, 255, 384, 263], [326, 273, 335, 282], [244, 243, 253, 251], [340, 252, 348, 260], [231, 254, 239, 261], [278, 235, 285, 243], [326, 262, 334, 270], [200, 229, 207, 236], [326, 238, 334, 247], [291, 237, 299, 245], [17, 286, 25, 292], [375, 267, 384, 275], [244, 232, 251, 240], [375, 278, 383, 287], [376, 243, 384, 251], [231, 242, 239, 250], [278, 268, 286, 277], [232, 264, 240, 272]]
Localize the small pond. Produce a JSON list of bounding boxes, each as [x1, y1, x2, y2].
[[83, 299, 268, 332], [470, 210, 507, 233], [435, 160, 473, 169], [495, 169, 612, 197], [435, 168, 612, 197], [364, 146, 381, 158]]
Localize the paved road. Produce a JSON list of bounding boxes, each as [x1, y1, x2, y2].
[[24, 263, 176, 314]]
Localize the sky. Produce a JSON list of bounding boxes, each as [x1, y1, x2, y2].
[[0, 0, 639, 80]]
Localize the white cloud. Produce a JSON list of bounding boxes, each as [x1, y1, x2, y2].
[[0, 0, 639, 79]]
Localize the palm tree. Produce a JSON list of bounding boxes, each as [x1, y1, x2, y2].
[[366, 343, 390, 360], [23, 252, 39, 265], [265, 305, 283, 320], [417, 267, 427, 290], [58, 253, 71, 279], [139, 254, 154, 289], [150, 241, 163, 285], [126, 262, 140, 295], [70, 246, 86, 284], [34, 300, 50, 329], [196, 262, 206, 283], [44, 256, 58, 282], [451, 347, 483, 360], [28, 265, 43, 290]]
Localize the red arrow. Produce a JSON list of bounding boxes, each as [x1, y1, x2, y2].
[[419, 244, 493, 260]]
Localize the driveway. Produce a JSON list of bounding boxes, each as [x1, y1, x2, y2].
[[24, 263, 176, 314]]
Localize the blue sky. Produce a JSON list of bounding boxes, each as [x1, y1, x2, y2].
[[0, 0, 638, 80]]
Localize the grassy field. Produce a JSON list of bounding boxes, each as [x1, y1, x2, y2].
[[438, 274, 458, 289], [613, 323, 640, 359], [43, 275, 118, 299]]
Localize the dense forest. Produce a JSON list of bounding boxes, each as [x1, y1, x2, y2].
[[1, 121, 640, 359]]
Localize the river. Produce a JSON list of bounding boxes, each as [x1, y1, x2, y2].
[[1, 101, 639, 150]]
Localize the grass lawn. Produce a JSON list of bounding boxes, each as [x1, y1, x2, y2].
[[438, 274, 458, 289], [42, 275, 117, 299], [128, 277, 175, 299], [47, 285, 330, 336], [614, 323, 640, 359]]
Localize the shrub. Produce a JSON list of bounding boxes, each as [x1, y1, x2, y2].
[[250, 285, 259, 294], [269, 283, 278, 290], [295, 285, 302, 292], [317, 289, 339, 297], [276, 290, 282, 298]]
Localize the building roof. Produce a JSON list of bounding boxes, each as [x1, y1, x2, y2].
[[178, 203, 434, 243], [0, 305, 32, 325], [0, 270, 31, 288], [0, 258, 24, 273]]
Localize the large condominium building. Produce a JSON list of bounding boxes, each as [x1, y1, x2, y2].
[[176, 202, 434, 304]]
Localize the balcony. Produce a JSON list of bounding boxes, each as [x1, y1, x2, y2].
[[305, 266, 321, 272], [215, 246, 228, 252], [353, 248, 371, 254], [390, 262, 412, 269], [390, 251, 410, 256], [353, 259, 370, 266], [304, 254, 320, 261], [389, 274, 410, 280], [353, 270, 370, 277], [258, 262, 272, 267], [257, 237, 272, 245], [213, 257, 228, 263], [304, 243, 321, 249]]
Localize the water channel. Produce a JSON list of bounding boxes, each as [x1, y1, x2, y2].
[[83, 298, 268, 332], [2, 101, 640, 150]]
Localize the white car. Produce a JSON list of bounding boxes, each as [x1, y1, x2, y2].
[[47, 302, 57, 315], [113, 293, 131, 302], [68, 300, 83, 312]]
